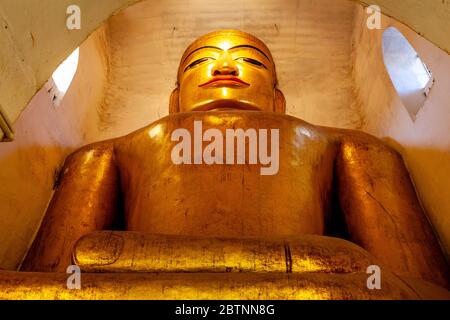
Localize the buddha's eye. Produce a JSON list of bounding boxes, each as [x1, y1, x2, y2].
[[236, 57, 267, 69], [184, 57, 214, 73]]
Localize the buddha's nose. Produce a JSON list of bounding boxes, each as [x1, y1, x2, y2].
[[212, 53, 239, 76]]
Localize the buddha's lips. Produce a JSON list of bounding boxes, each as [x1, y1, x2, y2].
[[199, 76, 250, 88]]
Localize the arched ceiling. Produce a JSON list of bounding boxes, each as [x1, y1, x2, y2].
[[1, 0, 449, 140], [0, 0, 141, 141]]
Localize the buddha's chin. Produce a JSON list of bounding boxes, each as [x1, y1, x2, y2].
[[187, 99, 264, 112]]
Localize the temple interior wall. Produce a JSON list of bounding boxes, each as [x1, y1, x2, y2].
[[0, 0, 449, 269], [351, 6, 450, 258]]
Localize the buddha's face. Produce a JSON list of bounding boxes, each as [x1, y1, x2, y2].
[[177, 31, 277, 112]]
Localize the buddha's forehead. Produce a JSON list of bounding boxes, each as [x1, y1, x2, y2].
[[181, 30, 273, 60]]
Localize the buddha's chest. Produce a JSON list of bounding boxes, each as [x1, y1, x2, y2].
[[115, 113, 338, 237]]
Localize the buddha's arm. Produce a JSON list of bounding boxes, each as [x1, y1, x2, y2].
[[20, 141, 120, 272], [335, 131, 449, 289]]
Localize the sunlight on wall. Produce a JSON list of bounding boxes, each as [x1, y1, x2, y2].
[[52, 48, 80, 95], [382, 27, 434, 120]]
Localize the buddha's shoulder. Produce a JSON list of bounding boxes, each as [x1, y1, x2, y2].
[[114, 112, 398, 154], [318, 125, 403, 156], [120, 112, 324, 137]]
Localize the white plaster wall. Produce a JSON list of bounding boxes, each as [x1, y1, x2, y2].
[[0, 26, 109, 269], [352, 7, 450, 257]]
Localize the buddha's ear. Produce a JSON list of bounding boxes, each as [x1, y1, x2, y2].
[[169, 88, 180, 114], [274, 89, 286, 114]]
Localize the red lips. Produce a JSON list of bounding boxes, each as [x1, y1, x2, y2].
[[199, 76, 250, 88]]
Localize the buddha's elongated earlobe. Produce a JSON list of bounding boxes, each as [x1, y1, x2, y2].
[[169, 88, 180, 114], [274, 89, 286, 114]]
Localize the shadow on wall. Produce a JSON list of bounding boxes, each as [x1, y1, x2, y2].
[[0, 146, 73, 270], [406, 147, 450, 261], [382, 140, 450, 263]]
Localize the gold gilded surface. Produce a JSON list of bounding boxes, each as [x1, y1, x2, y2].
[[335, 133, 450, 287], [73, 231, 380, 274], [20, 143, 120, 273], [0, 270, 439, 300], [176, 30, 280, 113], [7, 30, 448, 299], [116, 112, 336, 238]]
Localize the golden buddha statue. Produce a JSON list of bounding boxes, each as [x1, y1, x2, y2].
[[1, 30, 449, 299]]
